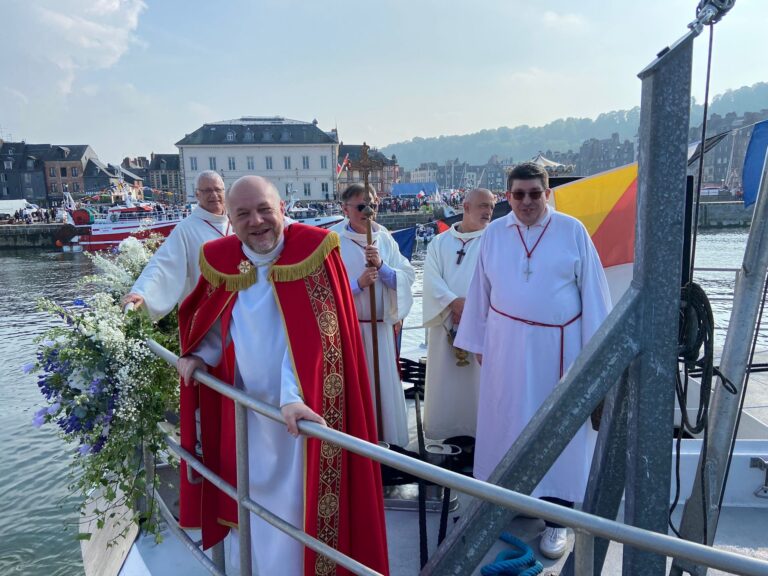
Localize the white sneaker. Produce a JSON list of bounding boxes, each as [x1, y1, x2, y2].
[[539, 526, 568, 559]]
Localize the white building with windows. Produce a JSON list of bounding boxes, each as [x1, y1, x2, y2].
[[176, 117, 339, 202]]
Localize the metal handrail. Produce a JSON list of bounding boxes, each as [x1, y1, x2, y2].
[[146, 339, 768, 576], [161, 431, 381, 576], [153, 487, 226, 576]]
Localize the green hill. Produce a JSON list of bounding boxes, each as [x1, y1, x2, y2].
[[382, 82, 768, 169]]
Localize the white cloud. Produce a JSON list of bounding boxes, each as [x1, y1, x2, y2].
[[2, 87, 29, 107], [0, 0, 146, 97], [542, 10, 588, 32]]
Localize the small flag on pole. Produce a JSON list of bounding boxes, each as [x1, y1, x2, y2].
[[336, 153, 350, 178], [743, 120, 768, 207]]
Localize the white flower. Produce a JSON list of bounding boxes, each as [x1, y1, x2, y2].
[[69, 368, 90, 392]]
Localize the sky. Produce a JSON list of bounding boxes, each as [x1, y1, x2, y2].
[[1, 0, 766, 163]]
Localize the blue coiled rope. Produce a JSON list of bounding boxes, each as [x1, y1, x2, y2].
[[480, 532, 544, 576]]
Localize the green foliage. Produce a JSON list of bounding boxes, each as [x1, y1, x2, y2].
[[32, 235, 180, 543]]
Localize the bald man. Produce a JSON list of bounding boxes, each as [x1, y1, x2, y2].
[[422, 188, 495, 441], [176, 176, 389, 575]]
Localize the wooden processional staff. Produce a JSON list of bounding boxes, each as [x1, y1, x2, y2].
[[359, 143, 384, 440]]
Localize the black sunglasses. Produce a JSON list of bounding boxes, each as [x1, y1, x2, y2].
[[348, 202, 379, 212], [509, 190, 544, 201]]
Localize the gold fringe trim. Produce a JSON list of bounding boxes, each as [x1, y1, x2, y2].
[[217, 517, 238, 530], [269, 232, 340, 283], [198, 246, 257, 292]]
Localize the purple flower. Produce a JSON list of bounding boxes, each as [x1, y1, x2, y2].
[[78, 444, 91, 455], [89, 377, 103, 395], [92, 436, 107, 453], [22, 362, 35, 374], [73, 298, 87, 307], [32, 407, 48, 428], [59, 412, 85, 434], [41, 339, 55, 347], [47, 402, 61, 415]]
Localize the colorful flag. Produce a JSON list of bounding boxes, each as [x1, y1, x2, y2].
[[742, 120, 768, 207], [336, 153, 350, 177], [552, 163, 637, 269], [552, 163, 637, 301]]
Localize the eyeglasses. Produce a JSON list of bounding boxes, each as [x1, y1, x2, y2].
[[509, 190, 544, 201], [197, 187, 225, 195], [347, 202, 378, 212]]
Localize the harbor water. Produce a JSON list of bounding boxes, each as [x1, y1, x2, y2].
[[0, 228, 764, 575]]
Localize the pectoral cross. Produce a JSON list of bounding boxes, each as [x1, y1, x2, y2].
[[455, 237, 475, 266], [524, 258, 532, 281]]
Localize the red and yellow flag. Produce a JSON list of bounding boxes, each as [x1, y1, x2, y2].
[[552, 163, 637, 268]]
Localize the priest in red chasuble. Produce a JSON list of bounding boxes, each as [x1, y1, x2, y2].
[[176, 176, 389, 575]]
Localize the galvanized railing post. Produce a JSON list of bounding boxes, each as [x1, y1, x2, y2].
[[211, 541, 225, 572], [673, 147, 768, 576], [623, 25, 694, 576], [235, 401, 254, 575], [574, 529, 595, 576], [562, 370, 631, 576], [136, 443, 156, 528]]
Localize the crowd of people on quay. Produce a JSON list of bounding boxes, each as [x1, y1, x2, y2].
[[6, 207, 58, 224], [121, 162, 611, 572]]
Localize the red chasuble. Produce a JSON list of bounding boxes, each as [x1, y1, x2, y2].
[[178, 224, 389, 576]]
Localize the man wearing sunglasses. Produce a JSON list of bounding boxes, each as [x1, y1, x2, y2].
[[331, 183, 416, 447], [455, 162, 611, 560]]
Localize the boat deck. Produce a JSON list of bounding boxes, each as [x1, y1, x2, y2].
[[99, 348, 768, 575]]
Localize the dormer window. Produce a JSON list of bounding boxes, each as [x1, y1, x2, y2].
[[244, 129, 254, 142], [280, 129, 291, 142], [3, 160, 11, 170], [262, 129, 273, 142], [226, 130, 236, 142], [27, 159, 34, 170]]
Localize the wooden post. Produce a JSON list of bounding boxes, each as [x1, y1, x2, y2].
[[360, 143, 384, 440]]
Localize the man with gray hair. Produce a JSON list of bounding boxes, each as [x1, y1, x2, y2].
[[122, 170, 232, 320], [422, 188, 495, 442]]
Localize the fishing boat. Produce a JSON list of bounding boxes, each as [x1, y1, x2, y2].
[[57, 192, 188, 252], [72, 204, 188, 252], [285, 197, 344, 228]]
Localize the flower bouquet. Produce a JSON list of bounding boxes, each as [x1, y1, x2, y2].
[[30, 236, 180, 541]]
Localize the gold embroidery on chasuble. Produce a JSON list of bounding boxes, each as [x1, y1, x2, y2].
[[305, 267, 344, 576], [237, 259, 253, 275]]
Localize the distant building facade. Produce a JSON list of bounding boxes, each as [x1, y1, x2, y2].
[[176, 117, 338, 202], [121, 156, 150, 185], [576, 133, 635, 176], [409, 162, 439, 184], [336, 145, 399, 198], [688, 109, 768, 194], [84, 159, 144, 199], [434, 158, 511, 191], [148, 153, 182, 204], [0, 141, 96, 206], [42, 145, 96, 203], [0, 141, 47, 203]]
